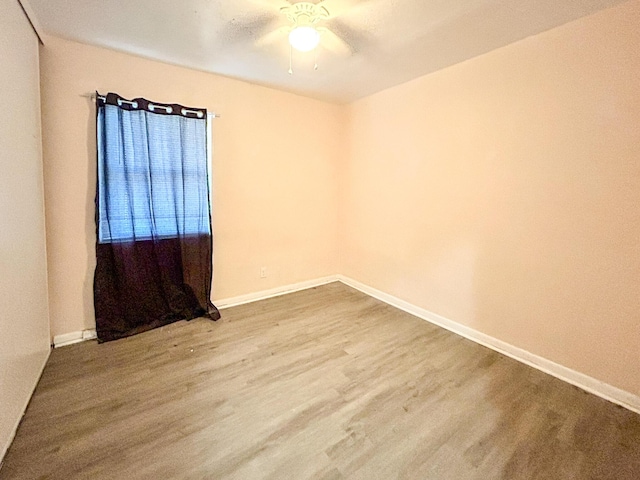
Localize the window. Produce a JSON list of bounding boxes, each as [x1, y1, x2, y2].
[[96, 97, 211, 243], [94, 92, 219, 342]]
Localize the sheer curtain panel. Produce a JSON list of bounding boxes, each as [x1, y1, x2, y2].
[[94, 92, 220, 342]]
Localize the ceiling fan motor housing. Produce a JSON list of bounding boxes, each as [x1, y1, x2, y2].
[[283, 2, 329, 27]]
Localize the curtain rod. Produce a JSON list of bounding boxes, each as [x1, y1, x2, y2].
[[80, 93, 221, 118]]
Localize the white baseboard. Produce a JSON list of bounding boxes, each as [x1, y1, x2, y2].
[[337, 275, 640, 414], [50, 276, 340, 347], [0, 348, 50, 468], [215, 275, 339, 309], [53, 329, 97, 348], [46, 274, 640, 414]]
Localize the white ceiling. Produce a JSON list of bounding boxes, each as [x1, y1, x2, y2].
[[27, 0, 628, 104]]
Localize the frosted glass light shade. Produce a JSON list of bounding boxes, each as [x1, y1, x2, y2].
[[289, 26, 320, 52]]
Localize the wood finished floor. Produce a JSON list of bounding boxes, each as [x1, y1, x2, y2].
[[1, 282, 639, 479]]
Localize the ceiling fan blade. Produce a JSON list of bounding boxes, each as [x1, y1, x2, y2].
[[218, 11, 282, 46], [255, 26, 291, 48], [319, 0, 383, 19], [322, 18, 374, 55], [247, 0, 291, 9], [318, 27, 352, 57]]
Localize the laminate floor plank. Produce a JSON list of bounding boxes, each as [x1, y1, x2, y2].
[[1, 282, 639, 479]]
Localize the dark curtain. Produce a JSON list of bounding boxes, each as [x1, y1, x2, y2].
[[94, 92, 220, 342]]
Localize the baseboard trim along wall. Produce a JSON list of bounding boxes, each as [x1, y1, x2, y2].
[[49, 274, 640, 414], [51, 276, 340, 347], [53, 329, 97, 348], [215, 275, 339, 309], [336, 274, 640, 415], [1, 349, 50, 466]]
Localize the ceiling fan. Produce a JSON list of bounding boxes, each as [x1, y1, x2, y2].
[[232, 0, 372, 74], [279, 1, 346, 73], [282, 2, 330, 53]]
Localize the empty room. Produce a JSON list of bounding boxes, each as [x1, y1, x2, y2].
[[1, 0, 639, 478]]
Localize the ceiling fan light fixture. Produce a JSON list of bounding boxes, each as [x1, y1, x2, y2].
[[288, 25, 320, 52]]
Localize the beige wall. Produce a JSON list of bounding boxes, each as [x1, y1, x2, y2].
[[40, 36, 342, 339], [0, 0, 51, 461], [341, 0, 640, 396]]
